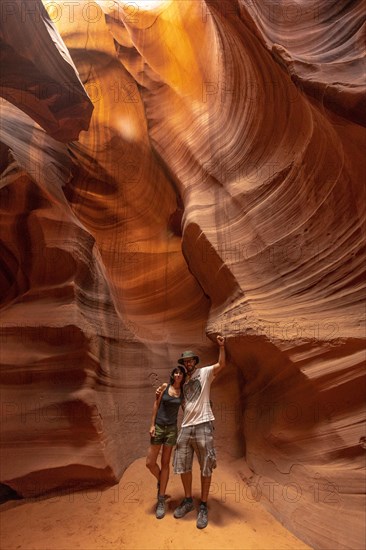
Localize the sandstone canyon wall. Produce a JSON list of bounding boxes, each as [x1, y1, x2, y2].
[[0, 1, 365, 549]]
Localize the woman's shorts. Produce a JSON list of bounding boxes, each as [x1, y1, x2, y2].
[[151, 423, 178, 446], [173, 421, 217, 477]]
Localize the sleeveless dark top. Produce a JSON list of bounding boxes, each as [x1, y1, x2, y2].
[[156, 385, 183, 426]]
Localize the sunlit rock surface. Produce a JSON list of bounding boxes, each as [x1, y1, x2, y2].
[[0, 1, 365, 548]]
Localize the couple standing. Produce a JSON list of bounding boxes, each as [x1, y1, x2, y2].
[[146, 335, 226, 529]]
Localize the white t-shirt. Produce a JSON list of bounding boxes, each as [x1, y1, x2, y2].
[[181, 365, 215, 427]]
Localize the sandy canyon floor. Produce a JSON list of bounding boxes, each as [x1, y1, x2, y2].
[[1, 454, 312, 550]]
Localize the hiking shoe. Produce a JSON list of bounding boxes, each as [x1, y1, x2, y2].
[[156, 496, 166, 519], [196, 504, 208, 529], [173, 498, 194, 518]]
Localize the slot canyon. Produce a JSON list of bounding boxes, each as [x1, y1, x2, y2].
[[0, 1, 365, 549]]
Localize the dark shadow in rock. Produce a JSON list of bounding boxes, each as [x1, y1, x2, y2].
[[0, 483, 22, 505]]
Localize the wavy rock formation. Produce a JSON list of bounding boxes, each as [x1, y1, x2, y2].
[[0, 0, 93, 140], [243, 0, 366, 125], [0, 1, 365, 548]]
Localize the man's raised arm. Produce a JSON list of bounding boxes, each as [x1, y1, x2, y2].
[[213, 335, 226, 376]]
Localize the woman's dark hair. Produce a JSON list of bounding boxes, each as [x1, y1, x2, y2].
[[170, 365, 186, 386]]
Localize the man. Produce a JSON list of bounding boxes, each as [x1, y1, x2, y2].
[[171, 334, 225, 529]]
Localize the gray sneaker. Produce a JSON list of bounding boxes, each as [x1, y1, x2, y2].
[[174, 498, 194, 518], [196, 504, 208, 529], [156, 496, 166, 519]]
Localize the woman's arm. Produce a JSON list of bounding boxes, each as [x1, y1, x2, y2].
[[155, 384, 165, 398], [149, 383, 167, 436]]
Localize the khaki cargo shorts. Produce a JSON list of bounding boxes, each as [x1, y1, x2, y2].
[[173, 421, 217, 477]]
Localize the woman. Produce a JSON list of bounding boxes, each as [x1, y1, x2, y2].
[[146, 365, 186, 519]]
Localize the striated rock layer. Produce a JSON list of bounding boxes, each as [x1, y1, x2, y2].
[[1, 1, 365, 548], [0, 0, 93, 141]]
